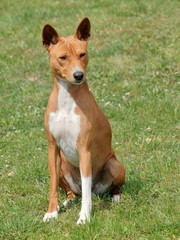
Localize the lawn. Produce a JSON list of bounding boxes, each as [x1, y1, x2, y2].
[[0, 0, 180, 239]]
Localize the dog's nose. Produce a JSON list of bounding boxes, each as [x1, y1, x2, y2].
[[73, 71, 84, 81]]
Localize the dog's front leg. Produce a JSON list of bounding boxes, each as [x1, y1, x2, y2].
[[43, 145, 60, 222], [77, 151, 92, 225]]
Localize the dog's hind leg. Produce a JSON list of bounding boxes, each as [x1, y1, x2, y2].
[[59, 150, 80, 207], [105, 154, 125, 201], [93, 152, 125, 201], [59, 171, 76, 207]]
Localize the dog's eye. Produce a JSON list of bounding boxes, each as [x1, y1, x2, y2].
[[59, 56, 66, 60], [80, 53, 86, 58]]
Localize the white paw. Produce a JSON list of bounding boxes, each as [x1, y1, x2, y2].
[[77, 212, 90, 225], [113, 194, 120, 202], [43, 205, 59, 222], [63, 199, 75, 208]]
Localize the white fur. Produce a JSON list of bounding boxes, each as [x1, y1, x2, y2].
[[63, 198, 75, 207], [43, 205, 59, 222], [73, 65, 82, 74], [49, 77, 80, 167], [77, 173, 92, 225], [65, 175, 81, 194], [113, 194, 120, 202]]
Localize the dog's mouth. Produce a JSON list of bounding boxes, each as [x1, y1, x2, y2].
[[72, 78, 85, 85], [56, 75, 85, 86]]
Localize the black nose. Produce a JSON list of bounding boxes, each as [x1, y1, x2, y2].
[[73, 71, 84, 81]]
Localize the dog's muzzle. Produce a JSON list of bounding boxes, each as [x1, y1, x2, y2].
[[73, 71, 84, 84]]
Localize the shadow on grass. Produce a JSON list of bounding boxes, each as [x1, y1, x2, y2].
[[95, 175, 145, 206], [123, 175, 160, 200], [123, 176, 144, 198], [96, 175, 159, 206], [57, 176, 159, 214]]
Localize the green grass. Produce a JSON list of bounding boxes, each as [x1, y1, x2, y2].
[[0, 0, 180, 239]]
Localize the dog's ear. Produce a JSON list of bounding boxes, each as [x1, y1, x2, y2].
[[42, 24, 59, 50], [75, 17, 91, 42]]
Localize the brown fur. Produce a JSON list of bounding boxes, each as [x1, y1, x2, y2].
[[42, 18, 125, 215]]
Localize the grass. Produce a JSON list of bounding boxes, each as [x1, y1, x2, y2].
[[0, 0, 180, 239]]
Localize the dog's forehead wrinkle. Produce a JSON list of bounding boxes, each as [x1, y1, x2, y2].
[[60, 36, 86, 55]]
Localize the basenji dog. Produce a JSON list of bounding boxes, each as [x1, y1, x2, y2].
[[42, 17, 125, 224]]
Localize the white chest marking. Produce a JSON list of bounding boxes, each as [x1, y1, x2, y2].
[[49, 78, 80, 167]]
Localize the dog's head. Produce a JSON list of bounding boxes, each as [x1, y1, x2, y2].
[[42, 18, 91, 85]]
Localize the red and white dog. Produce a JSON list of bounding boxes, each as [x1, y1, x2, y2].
[[42, 17, 125, 224]]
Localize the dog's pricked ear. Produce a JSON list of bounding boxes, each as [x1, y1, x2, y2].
[[42, 24, 59, 50], [75, 17, 91, 42]]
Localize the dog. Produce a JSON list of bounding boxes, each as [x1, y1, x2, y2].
[[42, 17, 125, 224]]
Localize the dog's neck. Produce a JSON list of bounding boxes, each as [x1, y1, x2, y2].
[[56, 76, 71, 92], [56, 76, 75, 112], [53, 74, 89, 101]]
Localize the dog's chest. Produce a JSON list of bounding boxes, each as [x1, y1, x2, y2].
[[49, 80, 80, 167]]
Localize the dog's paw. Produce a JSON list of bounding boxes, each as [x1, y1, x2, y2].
[[63, 198, 75, 208], [43, 205, 59, 222], [77, 212, 90, 225], [113, 194, 120, 202]]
